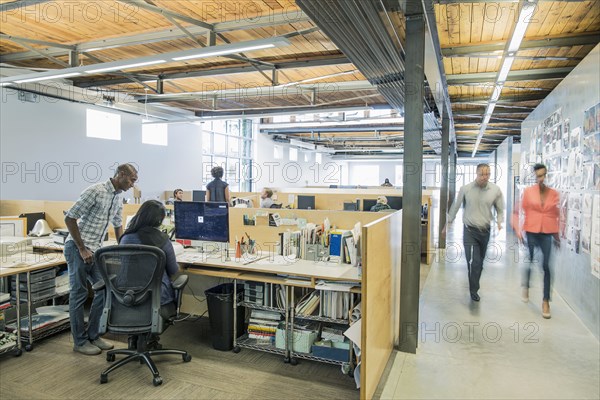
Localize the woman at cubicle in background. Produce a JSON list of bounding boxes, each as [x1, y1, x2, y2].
[[206, 166, 231, 204], [118, 200, 178, 319]]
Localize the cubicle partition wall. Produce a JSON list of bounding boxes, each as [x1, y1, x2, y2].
[[361, 210, 402, 399]]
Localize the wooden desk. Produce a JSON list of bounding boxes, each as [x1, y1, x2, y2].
[[178, 252, 363, 394], [1, 251, 67, 352]]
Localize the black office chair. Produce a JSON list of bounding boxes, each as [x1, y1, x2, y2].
[[93, 244, 191, 386], [270, 203, 282, 209]]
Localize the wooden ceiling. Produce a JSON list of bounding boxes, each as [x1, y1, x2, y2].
[[1, 0, 598, 157]]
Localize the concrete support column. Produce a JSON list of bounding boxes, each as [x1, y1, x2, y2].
[[399, 7, 425, 355], [438, 110, 450, 248], [448, 141, 457, 208]]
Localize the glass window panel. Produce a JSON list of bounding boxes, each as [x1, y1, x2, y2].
[[86, 109, 121, 140], [214, 133, 227, 155], [350, 165, 379, 186], [274, 145, 283, 159], [289, 147, 298, 161], [316, 153, 322, 164], [227, 120, 240, 136], [212, 120, 226, 133], [228, 136, 240, 156], [202, 131, 212, 154], [141, 123, 168, 146]]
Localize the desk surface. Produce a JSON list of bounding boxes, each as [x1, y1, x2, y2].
[[178, 251, 361, 283], [0, 251, 66, 277]]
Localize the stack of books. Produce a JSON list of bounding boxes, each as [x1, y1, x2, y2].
[[247, 310, 281, 343]]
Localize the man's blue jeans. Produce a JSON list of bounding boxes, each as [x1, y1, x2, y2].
[[64, 241, 105, 346]]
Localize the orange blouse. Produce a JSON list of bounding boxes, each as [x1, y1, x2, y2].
[[521, 185, 560, 234]]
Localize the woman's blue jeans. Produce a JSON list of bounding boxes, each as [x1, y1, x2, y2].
[[523, 232, 553, 301]]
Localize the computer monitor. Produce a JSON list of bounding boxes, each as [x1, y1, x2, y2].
[[174, 201, 229, 243], [297, 195, 316, 210], [387, 196, 403, 210], [192, 190, 206, 202], [343, 202, 357, 211], [363, 199, 377, 211]]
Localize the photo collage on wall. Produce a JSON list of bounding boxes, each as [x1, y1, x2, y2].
[[522, 103, 600, 277]]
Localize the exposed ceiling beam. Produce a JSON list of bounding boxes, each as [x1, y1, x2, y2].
[[0, 33, 75, 50], [442, 32, 600, 56], [0, 9, 309, 62], [452, 93, 546, 103], [73, 55, 351, 88], [447, 67, 574, 84], [138, 80, 376, 103]]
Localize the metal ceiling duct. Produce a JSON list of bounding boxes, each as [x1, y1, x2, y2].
[[296, 0, 442, 154]]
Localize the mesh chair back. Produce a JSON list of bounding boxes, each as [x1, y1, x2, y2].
[[95, 245, 165, 335]]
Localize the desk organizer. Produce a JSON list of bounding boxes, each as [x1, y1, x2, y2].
[[311, 342, 350, 362], [275, 328, 317, 353]]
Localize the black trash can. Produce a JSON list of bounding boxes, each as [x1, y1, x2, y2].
[[204, 283, 245, 351]]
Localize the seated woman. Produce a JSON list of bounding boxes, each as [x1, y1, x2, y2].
[[119, 200, 178, 319], [370, 196, 392, 212]]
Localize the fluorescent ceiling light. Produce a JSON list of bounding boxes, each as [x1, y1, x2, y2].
[[0, 37, 291, 86], [172, 43, 275, 61], [0, 82, 11, 86], [290, 139, 316, 150], [497, 57, 514, 83], [508, 3, 536, 52], [15, 72, 82, 83], [85, 60, 166, 74], [490, 85, 503, 103]]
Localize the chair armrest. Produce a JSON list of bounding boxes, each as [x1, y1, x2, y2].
[[171, 274, 189, 315], [92, 280, 105, 291], [172, 274, 189, 290]]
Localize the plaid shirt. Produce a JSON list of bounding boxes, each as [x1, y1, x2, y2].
[[65, 179, 123, 251]]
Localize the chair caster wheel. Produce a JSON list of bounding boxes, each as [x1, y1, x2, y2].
[[106, 354, 115, 362], [100, 374, 108, 384], [153, 376, 163, 386], [183, 353, 192, 362], [14, 348, 22, 357], [25, 344, 33, 352], [232, 346, 241, 353], [284, 356, 291, 363], [290, 358, 298, 366]]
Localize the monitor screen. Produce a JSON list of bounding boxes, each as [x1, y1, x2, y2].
[[192, 190, 206, 202], [297, 195, 315, 210], [387, 196, 403, 210], [343, 202, 357, 211], [174, 201, 229, 242], [363, 199, 377, 211]]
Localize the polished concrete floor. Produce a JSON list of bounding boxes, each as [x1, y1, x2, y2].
[[379, 224, 600, 399]]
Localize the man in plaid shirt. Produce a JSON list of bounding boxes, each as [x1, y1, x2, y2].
[[64, 163, 138, 355]]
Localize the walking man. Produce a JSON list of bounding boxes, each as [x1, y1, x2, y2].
[[446, 163, 504, 301]]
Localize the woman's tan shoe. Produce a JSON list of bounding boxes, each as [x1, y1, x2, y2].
[[542, 300, 551, 319], [521, 287, 529, 303]]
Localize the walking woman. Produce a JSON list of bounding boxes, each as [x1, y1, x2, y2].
[[515, 163, 560, 319]]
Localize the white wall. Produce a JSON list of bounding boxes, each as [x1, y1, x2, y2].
[[0, 89, 204, 201], [253, 132, 337, 189]]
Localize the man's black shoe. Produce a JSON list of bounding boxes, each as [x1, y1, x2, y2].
[[470, 293, 480, 302]]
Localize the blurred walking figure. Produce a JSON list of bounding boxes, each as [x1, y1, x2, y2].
[[514, 163, 559, 319]]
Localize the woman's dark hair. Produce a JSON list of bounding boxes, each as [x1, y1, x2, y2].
[[533, 163, 547, 172], [119, 200, 165, 243], [173, 188, 183, 197], [211, 166, 224, 179]]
